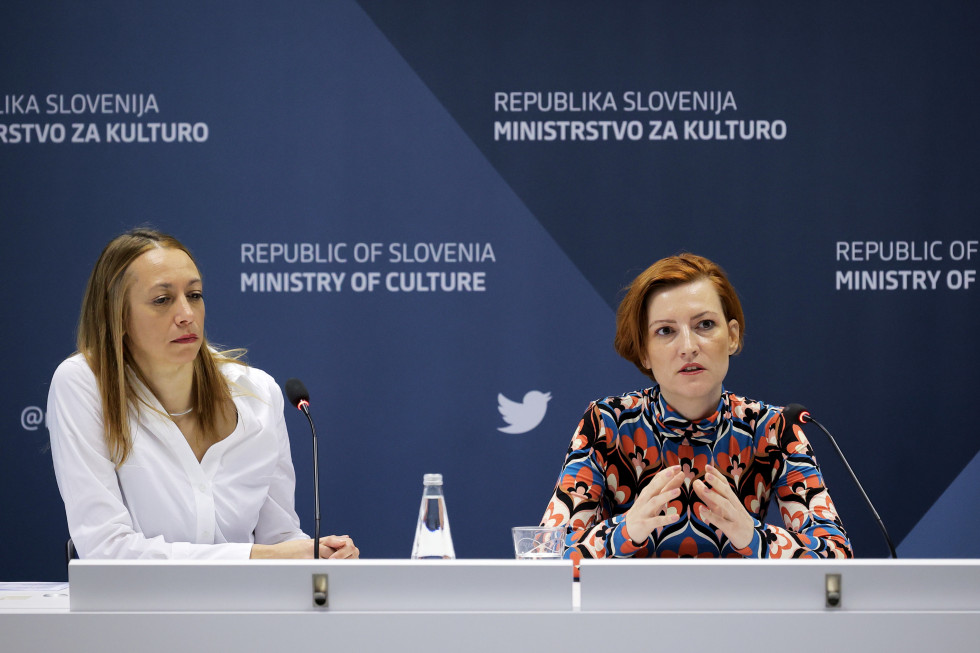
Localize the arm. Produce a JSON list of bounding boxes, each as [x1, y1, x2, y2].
[[691, 407, 852, 559], [763, 415, 853, 558], [541, 402, 678, 559], [249, 371, 308, 545], [48, 357, 252, 560], [245, 368, 358, 559]]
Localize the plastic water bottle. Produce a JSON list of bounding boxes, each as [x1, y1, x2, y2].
[[411, 473, 456, 559]]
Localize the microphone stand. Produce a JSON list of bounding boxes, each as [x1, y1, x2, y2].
[[803, 413, 898, 558], [297, 400, 321, 559]]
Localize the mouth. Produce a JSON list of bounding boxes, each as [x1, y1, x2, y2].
[[678, 364, 705, 375], [172, 334, 199, 344]]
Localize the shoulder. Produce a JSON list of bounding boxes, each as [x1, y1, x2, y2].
[[221, 361, 280, 399], [52, 352, 94, 378], [727, 391, 783, 434], [220, 362, 288, 424], [49, 353, 98, 396], [594, 387, 649, 409], [47, 354, 105, 440], [591, 387, 652, 424]]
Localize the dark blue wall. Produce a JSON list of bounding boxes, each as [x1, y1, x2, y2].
[[2, 1, 977, 581]]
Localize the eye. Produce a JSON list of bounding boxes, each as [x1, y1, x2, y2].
[[188, 291, 204, 302], [696, 319, 716, 330], [152, 295, 171, 306], [654, 326, 674, 336]]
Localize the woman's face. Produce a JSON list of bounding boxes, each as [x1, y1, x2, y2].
[[124, 247, 204, 377], [640, 278, 740, 420]]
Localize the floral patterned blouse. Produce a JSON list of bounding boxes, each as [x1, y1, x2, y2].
[[541, 386, 853, 560]]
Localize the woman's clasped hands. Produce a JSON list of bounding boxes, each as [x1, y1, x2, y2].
[[693, 464, 755, 550], [251, 535, 359, 559], [623, 463, 756, 550]]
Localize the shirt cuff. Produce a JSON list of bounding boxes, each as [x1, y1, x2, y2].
[[611, 517, 647, 557], [730, 519, 766, 558]]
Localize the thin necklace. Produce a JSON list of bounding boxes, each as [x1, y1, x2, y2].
[[169, 407, 194, 417]]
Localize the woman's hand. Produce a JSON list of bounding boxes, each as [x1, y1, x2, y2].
[[623, 465, 685, 543], [320, 534, 359, 559], [250, 535, 359, 559], [692, 465, 755, 550]]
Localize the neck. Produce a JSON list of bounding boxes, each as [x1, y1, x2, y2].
[[659, 388, 722, 422], [140, 361, 196, 416]]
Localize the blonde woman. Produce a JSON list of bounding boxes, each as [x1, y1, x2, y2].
[[48, 228, 357, 560]]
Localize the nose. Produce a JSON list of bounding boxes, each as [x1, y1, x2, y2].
[[174, 296, 195, 325], [678, 327, 699, 358]]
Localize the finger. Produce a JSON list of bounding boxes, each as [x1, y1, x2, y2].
[[321, 536, 356, 557], [321, 536, 358, 556], [700, 507, 724, 528], [662, 469, 686, 492], [650, 510, 681, 532], [638, 466, 683, 502], [704, 465, 739, 501], [693, 484, 729, 522], [634, 507, 682, 536], [328, 542, 359, 559], [696, 482, 742, 531], [692, 479, 729, 516], [636, 485, 681, 518], [704, 465, 740, 503], [638, 467, 672, 498]]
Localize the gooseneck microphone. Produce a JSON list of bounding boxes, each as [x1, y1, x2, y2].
[[784, 403, 898, 558], [285, 378, 321, 559]]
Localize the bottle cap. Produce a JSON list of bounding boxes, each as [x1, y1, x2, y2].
[[423, 473, 443, 485]]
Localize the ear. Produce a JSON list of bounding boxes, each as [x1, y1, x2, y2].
[[727, 319, 740, 355]]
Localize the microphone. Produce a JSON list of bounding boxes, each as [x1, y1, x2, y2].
[[285, 378, 321, 559], [784, 404, 898, 558]]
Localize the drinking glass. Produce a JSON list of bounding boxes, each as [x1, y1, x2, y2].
[[511, 526, 565, 559]]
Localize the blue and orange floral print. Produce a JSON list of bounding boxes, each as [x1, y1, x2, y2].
[[541, 386, 852, 562]]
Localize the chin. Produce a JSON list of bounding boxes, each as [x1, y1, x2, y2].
[[173, 352, 202, 366]]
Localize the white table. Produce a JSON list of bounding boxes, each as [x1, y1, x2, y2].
[[3, 560, 978, 653]]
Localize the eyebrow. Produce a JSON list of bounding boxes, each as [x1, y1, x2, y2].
[[149, 278, 202, 290], [647, 310, 719, 327]]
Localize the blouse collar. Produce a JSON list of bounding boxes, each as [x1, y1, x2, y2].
[[649, 385, 730, 444]]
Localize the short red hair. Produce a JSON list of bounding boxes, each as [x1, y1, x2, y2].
[[614, 253, 745, 382]]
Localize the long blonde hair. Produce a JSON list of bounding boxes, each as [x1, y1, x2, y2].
[[76, 228, 243, 465]]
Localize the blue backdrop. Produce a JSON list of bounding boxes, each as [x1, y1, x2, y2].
[[2, 1, 978, 581]]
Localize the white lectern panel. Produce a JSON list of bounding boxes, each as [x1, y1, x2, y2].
[[69, 559, 572, 612], [579, 559, 980, 612]]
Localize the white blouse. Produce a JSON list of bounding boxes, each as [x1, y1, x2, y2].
[[48, 354, 307, 559]]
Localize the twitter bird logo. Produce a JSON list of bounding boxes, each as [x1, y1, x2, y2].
[[497, 390, 552, 434]]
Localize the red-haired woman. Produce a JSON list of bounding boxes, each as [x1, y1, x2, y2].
[[541, 253, 852, 562]]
